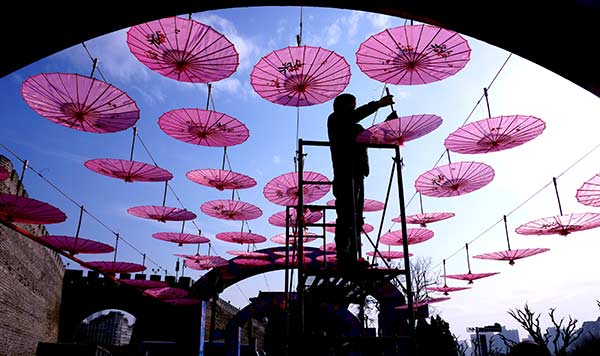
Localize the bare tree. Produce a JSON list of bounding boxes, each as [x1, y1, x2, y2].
[[548, 307, 582, 356], [390, 256, 440, 301], [453, 335, 469, 356], [507, 303, 549, 347]]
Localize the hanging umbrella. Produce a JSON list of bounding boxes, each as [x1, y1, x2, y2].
[[127, 16, 238, 83], [356, 24, 471, 85], [356, 114, 443, 146], [21, 72, 139, 133], [576, 174, 600, 207], [175, 253, 224, 263], [159, 108, 249, 147], [186, 168, 256, 191], [250, 45, 351, 107], [445, 244, 499, 284], [395, 213, 455, 228], [0, 193, 66, 224], [273, 249, 316, 257], [326, 198, 385, 212], [85, 261, 147, 274], [200, 199, 262, 221], [268, 208, 323, 228], [271, 232, 319, 245], [474, 215, 550, 265], [426, 259, 470, 296], [325, 221, 374, 235], [84, 158, 173, 183], [515, 212, 600, 236], [0, 166, 9, 181], [379, 228, 434, 246], [216, 231, 267, 244], [38, 235, 114, 255], [165, 298, 202, 306], [144, 286, 189, 300], [315, 253, 337, 263], [415, 161, 495, 198], [274, 255, 313, 266], [445, 115, 546, 154], [127, 205, 197, 223], [233, 258, 272, 267], [119, 279, 169, 289], [263, 171, 331, 206], [366, 250, 413, 260], [320, 242, 337, 253], [395, 297, 451, 309], [184, 256, 229, 270], [227, 251, 269, 258], [152, 232, 210, 247]]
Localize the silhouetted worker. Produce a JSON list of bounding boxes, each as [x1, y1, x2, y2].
[[327, 93, 396, 270]]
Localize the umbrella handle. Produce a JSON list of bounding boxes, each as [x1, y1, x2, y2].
[[385, 87, 396, 112]]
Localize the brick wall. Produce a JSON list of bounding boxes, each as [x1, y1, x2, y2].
[[0, 155, 65, 356]]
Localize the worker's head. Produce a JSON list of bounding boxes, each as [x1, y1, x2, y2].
[[333, 93, 356, 113]]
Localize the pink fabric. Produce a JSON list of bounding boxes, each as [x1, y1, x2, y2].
[[315, 254, 337, 263], [274, 255, 312, 266], [356, 24, 471, 85], [200, 199, 262, 221], [366, 250, 412, 259], [426, 285, 470, 295], [186, 168, 256, 191], [263, 171, 331, 206], [84, 158, 173, 182], [395, 297, 451, 309], [216, 231, 267, 244], [473, 248, 550, 265], [415, 161, 495, 197], [144, 286, 189, 300], [379, 228, 434, 246], [271, 232, 318, 245], [394, 212, 455, 227], [152, 232, 210, 246], [327, 198, 384, 212], [227, 251, 269, 258], [357, 114, 443, 146], [184, 256, 228, 270], [21, 72, 139, 133], [85, 261, 147, 274], [127, 205, 197, 223], [0, 166, 9, 181], [119, 279, 169, 289], [576, 174, 600, 207], [251, 45, 350, 106], [515, 212, 600, 236], [38, 235, 114, 255], [445, 115, 546, 154], [159, 108, 249, 147], [0, 193, 66, 224], [127, 16, 238, 83], [320, 242, 337, 252], [268, 208, 323, 227], [444, 272, 499, 284], [233, 258, 272, 267], [325, 221, 374, 235]]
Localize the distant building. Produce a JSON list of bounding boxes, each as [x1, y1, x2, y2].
[[468, 324, 519, 356], [79, 311, 134, 346], [550, 317, 600, 353]]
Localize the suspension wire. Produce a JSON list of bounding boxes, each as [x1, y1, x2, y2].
[[81, 42, 107, 82]]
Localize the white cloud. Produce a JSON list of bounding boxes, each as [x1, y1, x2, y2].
[[366, 13, 392, 31], [325, 23, 342, 46], [272, 155, 281, 164]]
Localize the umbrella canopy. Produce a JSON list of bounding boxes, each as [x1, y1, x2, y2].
[[576, 174, 600, 207], [38, 235, 114, 255], [227, 251, 269, 258], [268, 208, 323, 228], [326, 198, 385, 212], [415, 161, 495, 198], [356, 24, 471, 85], [444, 272, 499, 284], [0, 166, 9, 181], [200, 199, 262, 221], [445, 115, 546, 154], [232, 258, 272, 267], [320, 242, 337, 252], [325, 221, 374, 235], [119, 279, 169, 289], [85, 261, 147, 274], [159, 108, 249, 147], [127, 205, 197, 223], [274, 255, 313, 266], [0, 193, 66, 224], [84, 158, 173, 183], [426, 286, 470, 296], [215, 231, 267, 244], [474, 248, 550, 265], [271, 232, 319, 245], [395, 212, 455, 227], [21, 72, 139, 133], [186, 168, 256, 191], [515, 212, 600, 236], [263, 171, 331, 206], [152, 232, 210, 246], [315, 253, 337, 263], [184, 256, 229, 270], [127, 16, 238, 83], [379, 228, 434, 246], [250, 45, 351, 107], [366, 250, 413, 260], [144, 286, 189, 300], [356, 114, 443, 146]]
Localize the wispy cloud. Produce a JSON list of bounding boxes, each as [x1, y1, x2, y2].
[[365, 13, 392, 31], [272, 155, 281, 164]]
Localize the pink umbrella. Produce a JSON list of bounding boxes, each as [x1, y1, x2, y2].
[[445, 115, 546, 154], [38, 235, 114, 255], [576, 174, 600, 207], [426, 259, 471, 296], [268, 208, 323, 228], [445, 244, 499, 284], [127, 205, 197, 223], [127, 16, 238, 83], [320, 242, 337, 252], [273, 249, 315, 257], [85, 261, 147, 274], [250, 45, 351, 107], [216, 231, 267, 244], [379, 228, 434, 246], [326, 198, 385, 212], [84, 158, 173, 183], [263, 171, 331, 206], [356, 114, 443, 146], [21, 72, 139, 133], [165, 298, 202, 306], [415, 161, 495, 198], [315, 254, 337, 263], [152, 232, 210, 247], [119, 279, 169, 289], [515, 212, 600, 236], [0, 193, 66, 224], [200, 199, 262, 221], [356, 24, 471, 85], [0, 166, 9, 181], [186, 168, 256, 191], [474, 215, 550, 265], [158, 108, 249, 147], [366, 250, 413, 260], [274, 255, 313, 266], [396, 213, 456, 228], [144, 286, 189, 300], [184, 257, 229, 270], [233, 258, 272, 267], [227, 251, 269, 258], [175, 253, 223, 263], [325, 221, 374, 235], [271, 231, 319, 245], [395, 297, 451, 309]]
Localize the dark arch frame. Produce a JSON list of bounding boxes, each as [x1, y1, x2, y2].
[[2, 1, 599, 98]]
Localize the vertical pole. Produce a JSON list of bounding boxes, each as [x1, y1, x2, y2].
[[199, 300, 206, 356], [129, 127, 137, 161], [552, 177, 563, 215], [162, 181, 168, 207], [16, 160, 28, 196], [483, 88, 492, 119], [503, 215, 511, 251], [370, 160, 396, 265], [73, 205, 84, 250], [296, 139, 305, 343], [466, 243, 472, 274]]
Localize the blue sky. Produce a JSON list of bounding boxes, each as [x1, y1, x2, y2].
[[1, 6, 600, 342]]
